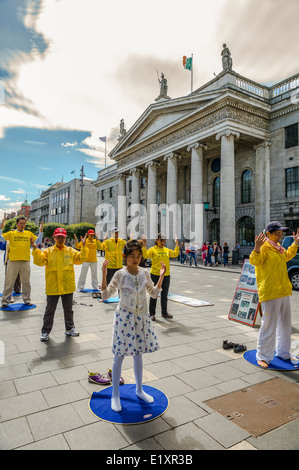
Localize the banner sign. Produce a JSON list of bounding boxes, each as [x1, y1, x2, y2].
[[228, 259, 260, 326]]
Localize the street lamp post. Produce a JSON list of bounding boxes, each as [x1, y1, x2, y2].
[[80, 165, 85, 222]]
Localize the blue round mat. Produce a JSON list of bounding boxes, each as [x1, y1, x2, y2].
[[80, 289, 101, 293], [102, 296, 119, 303], [0, 303, 36, 312], [0, 292, 22, 297], [244, 349, 299, 370], [89, 384, 169, 425]]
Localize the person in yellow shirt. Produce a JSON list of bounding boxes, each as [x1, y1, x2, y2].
[[141, 233, 179, 320], [249, 221, 299, 368], [98, 228, 126, 285], [31, 227, 88, 342], [74, 229, 101, 291], [1, 217, 43, 308]]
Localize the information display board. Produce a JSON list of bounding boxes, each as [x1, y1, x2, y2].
[[228, 259, 260, 327]]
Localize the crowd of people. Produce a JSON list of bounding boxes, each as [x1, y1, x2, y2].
[[178, 240, 238, 267], [1, 216, 299, 411]]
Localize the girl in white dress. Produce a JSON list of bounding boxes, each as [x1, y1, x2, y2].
[[101, 239, 166, 412]]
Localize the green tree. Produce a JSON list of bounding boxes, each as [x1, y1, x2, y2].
[[2, 218, 39, 234]]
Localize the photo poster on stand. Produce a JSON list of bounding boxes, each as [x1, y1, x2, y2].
[[228, 259, 260, 327]]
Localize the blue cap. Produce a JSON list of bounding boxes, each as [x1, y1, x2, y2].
[[265, 221, 288, 233]]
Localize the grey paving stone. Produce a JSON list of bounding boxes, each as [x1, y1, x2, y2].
[[194, 412, 250, 448], [0, 417, 34, 450], [154, 422, 224, 450], [162, 395, 207, 427], [27, 404, 84, 440], [14, 372, 57, 394], [17, 434, 70, 450], [64, 421, 129, 450], [0, 390, 49, 421], [41, 381, 89, 407]]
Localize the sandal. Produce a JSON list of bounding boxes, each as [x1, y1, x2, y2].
[[151, 315, 156, 321], [92, 292, 102, 299], [222, 340, 234, 350], [233, 343, 247, 353]]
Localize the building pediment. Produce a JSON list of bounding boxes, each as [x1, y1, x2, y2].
[[110, 90, 225, 158]]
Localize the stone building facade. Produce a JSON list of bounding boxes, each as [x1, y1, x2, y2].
[[93, 67, 299, 257], [31, 178, 97, 226]]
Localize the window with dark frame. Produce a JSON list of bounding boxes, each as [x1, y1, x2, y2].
[[286, 167, 299, 197], [285, 124, 298, 149], [213, 177, 220, 207], [241, 170, 251, 203]]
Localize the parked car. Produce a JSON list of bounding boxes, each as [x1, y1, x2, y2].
[[282, 236, 299, 290]]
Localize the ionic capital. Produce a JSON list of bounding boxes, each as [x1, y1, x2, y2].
[[216, 130, 240, 141], [253, 140, 272, 151], [187, 142, 207, 152]]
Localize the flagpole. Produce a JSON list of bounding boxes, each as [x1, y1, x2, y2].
[[191, 53, 193, 93]]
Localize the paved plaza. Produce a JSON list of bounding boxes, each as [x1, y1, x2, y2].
[[0, 257, 299, 450]]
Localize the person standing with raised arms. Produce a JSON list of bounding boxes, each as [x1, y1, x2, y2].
[[1, 217, 43, 308], [249, 222, 299, 368], [31, 227, 88, 342]]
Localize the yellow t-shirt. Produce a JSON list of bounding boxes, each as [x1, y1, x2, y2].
[[75, 239, 101, 262], [3, 230, 37, 261], [142, 244, 179, 276]]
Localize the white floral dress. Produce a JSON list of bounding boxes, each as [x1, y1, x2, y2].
[[101, 267, 160, 356]]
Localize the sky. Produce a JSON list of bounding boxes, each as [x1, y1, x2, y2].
[[0, 0, 299, 219]]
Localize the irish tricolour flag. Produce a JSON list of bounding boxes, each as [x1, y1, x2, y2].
[[183, 56, 192, 70]]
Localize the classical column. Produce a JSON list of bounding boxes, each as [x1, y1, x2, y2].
[[216, 130, 240, 250], [145, 161, 158, 240], [117, 174, 127, 239], [187, 142, 207, 245], [129, 168, 141, 237], [164, 152, 180, 240], [254, 141, 271, 234]]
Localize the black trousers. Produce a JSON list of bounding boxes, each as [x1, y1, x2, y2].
[[42, 293, 75, 334], [149, 274, 170, 316], [107, 268, 121, 286]]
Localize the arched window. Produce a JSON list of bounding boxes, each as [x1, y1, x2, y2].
[[210, 218, 220, 243], [241, 170, 251, 203], [213, 177, 220, 207], [238, 216, 255, 246]]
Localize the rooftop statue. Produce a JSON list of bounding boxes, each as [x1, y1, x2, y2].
[[221, 44, 233, 72]]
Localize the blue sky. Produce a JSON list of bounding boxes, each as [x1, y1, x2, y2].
[[0, 0, 299, 218]]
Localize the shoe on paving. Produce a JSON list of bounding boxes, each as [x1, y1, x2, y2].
[[40, 333, 49, 342], [88, 371, 111, 385], [65, 328, 80, 337], [107, 368, 124, 385]]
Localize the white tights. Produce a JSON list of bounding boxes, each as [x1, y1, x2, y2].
[[111, 354, 154, 412]]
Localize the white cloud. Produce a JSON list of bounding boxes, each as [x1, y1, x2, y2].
[[10, 188, 27, 194], [0, 195, 10, 201], [61, 141, 77, 147]]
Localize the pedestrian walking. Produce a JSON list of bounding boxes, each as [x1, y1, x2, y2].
[[179, 241, 186, 264], [141, 233, 179, 320], [223, 242, 229, 267], [205, 242, 213, 266], [31, 227, 88, 342], [201, 242, 207, 264], [101, 239, 166, 412], [249, 221, 299, 368], [189, 242, 198, 266]]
